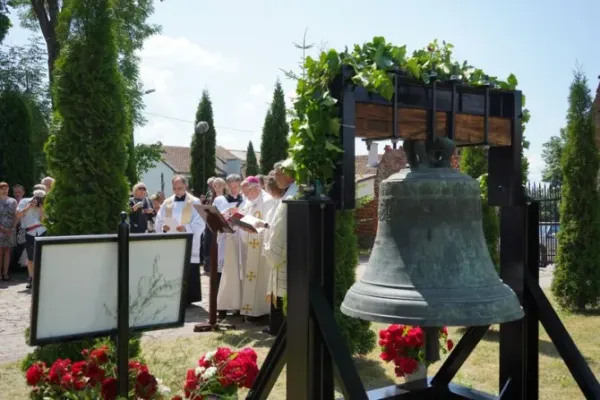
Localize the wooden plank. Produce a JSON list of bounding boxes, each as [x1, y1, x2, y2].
[[355, 104, 512, 146]]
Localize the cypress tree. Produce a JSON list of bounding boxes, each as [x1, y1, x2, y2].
[[245, 141, 258, 176], [552, 69, 600, 311], [44, 0, 129, 235], [459, 147, 500, 269], [190, 89, 216, 195], [259, 110, 273, 174], [260, 80, 289, 173], [0, 90, 35, 191]]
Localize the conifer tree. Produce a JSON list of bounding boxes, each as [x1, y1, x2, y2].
[[0, 90, 35, 191], [552, 69, 600, 310], [260, 80, 289, 173], [44, 0, 129, 235], [190, 89, 217, 195], [245, 141, 258, 176]]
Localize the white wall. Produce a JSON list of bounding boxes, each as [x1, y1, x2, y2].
[[139, 161, 175, 195], [356, 178, 375, 199]]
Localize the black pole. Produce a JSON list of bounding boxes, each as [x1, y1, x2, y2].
[[117, 212, 130, 398], [203, 133, 206, 194]]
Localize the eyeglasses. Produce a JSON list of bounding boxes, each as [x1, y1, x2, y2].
[[139, 187, 147, 191]]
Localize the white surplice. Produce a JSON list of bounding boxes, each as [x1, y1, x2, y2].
[[155, 193, 205, 263], [264, 183, 298, 298], [238, 192, 276, 317], [214, 194, 245, 311]]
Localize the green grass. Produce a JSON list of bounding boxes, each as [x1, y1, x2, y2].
[[1, 293, 598, 399]]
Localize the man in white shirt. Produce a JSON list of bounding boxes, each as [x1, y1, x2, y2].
[[263, 162, 298, 335], [237, 176, 275, 321], [155, 175, 205, 306], [16, 184, 48, 289]]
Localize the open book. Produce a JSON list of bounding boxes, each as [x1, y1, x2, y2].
[[228, 213, 268, 234]]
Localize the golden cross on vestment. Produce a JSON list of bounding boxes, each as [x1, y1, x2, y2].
[[249, 239, 260, 249], [246, 271, 256, 281], [241, 304, 253, 313], [253, 210, 262, 219]]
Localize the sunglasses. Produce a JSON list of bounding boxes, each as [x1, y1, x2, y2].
[[138, 187, 147, 191]]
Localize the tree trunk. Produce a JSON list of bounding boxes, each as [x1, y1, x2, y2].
[[30, 0, 63, 88]]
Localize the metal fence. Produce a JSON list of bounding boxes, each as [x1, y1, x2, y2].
[[526, 182, 561, 266]]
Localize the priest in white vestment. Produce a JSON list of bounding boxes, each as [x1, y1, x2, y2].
[[216, 174, 245, 315], [155, 175, 205, 305], [237, 176, 275, 320], [264, 163, 298, 335]]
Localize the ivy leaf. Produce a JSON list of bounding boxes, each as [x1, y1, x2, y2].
[[325, 141, 344, 152], [506, 73, 518, 89], [320, 91, 337, 107], [299, 121, 314, 140], [405, 58, 420, 79]]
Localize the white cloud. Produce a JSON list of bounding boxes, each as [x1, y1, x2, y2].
[[249, 84, 266, 97], [139, 35, 239, 73], [140, 66, 173, 94], [526, 150, 544, 183], [239, 102, 256, 115], [135, 119, 191, 147]]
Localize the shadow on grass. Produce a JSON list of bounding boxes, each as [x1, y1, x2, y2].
[[349, 356, 396, 391], [216, 326, 276, 349]]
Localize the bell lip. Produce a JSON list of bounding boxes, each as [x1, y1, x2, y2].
[[340, 303, 524, 327]]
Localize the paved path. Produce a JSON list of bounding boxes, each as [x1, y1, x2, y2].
[[0, 259, 554, 365]]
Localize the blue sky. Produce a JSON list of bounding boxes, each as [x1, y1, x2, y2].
[[5, 0, 599, 182]]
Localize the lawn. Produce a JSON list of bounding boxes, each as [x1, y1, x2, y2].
[[1, 294, 598, 399]]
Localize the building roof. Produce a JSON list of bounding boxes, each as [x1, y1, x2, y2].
[[162, 145, 384, 180]]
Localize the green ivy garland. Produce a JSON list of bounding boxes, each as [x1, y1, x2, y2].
[[284, 37, 530, 187]]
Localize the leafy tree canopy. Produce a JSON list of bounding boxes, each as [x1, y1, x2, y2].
[[190, 89, 217, 195], [541, 128, 567, 188], [245, 141, 258, 176]]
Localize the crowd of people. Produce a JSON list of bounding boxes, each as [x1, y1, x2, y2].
[[127, 163, 296, 336], [0, 177, 54, 289]]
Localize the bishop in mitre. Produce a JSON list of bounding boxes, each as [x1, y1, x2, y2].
[[237, 176, 275, 320], [155, 175, 205, 305], [215, 174, 245, 315]]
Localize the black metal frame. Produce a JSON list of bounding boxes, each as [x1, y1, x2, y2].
[[248, 70, 600, 399], [29, 230, 193, 346]]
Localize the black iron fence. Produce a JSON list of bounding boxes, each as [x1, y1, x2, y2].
[[526, 183, 561, 266]]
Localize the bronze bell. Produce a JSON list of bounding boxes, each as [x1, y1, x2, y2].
[[341, 138, 524, 327]]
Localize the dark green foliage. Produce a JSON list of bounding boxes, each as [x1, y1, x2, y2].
[[0, 90, 35, 191], [245, 141, 259, 176], [125, 131, 138, 186], [260, 80, 289, 174], [459, 147, 500, 270], [0, 0, 10, 44], [190, 89, 217, 195], [25, 0, 135, 366], [135, 141, 165, 176], [552, 70, 600, 311], [541, 128, 567, 189], [44, 0, 129, 235], [335, 210, 376, 355], [21, 329, 142, 372], [25, 97, 49, 180]]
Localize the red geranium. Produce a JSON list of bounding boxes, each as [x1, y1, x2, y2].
[[176, 347, 259, 399], [379, 325, 454, 378]]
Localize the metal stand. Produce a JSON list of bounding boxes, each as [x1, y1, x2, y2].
[[117, 212, 130, 398], [194, 231, 236, 332]]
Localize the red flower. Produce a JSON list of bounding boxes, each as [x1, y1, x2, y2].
[[84, 362, 106, 385], [398, 357, 418, 375], [184, 368, 198, 395], [101, 377, 118, 400], [90, 345, 109, 364], [440, 327, 448, 335], [214, 347, 234, 363], [48, 359, 71, 384], [135, 369, 158, 399], [25, 362, 45, 386], [447, 339, 454, 351]]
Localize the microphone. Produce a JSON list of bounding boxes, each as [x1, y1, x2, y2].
[[195, 121, 209, 134]]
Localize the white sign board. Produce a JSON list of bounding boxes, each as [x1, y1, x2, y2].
[[30, 233, 192, 345]]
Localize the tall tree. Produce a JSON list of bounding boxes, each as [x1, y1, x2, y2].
[[44, 0, 129, 235], [552, 69, 600, 311], [190, 89, 216, 195], [245, 141, 258, 176], [9, 0, 161, 182], [0, 0, 10, 44], [260, 80, 289, 174], [0, 90, 35, 191], [541, 128, 567, 188]]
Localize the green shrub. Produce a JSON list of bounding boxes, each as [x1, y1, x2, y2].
[[551, 70, 600, 311], [335, 210, 376, 355], [20, 328, 142, 371]]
